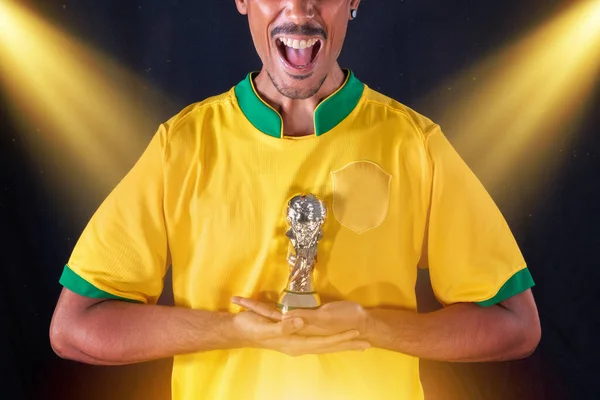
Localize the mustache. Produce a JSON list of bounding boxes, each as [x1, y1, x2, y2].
[[271, 23, 327, 40]]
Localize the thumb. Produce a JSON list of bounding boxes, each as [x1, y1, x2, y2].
[[277, 317, 304, 336]]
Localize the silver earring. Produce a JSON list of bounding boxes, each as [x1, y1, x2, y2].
[[350, 9, 357, 19]]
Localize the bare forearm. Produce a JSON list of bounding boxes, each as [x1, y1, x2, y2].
[[51, 300, 239, 365], [364, 302, 538, 362]]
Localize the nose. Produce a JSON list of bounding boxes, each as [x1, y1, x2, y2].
[[284, 0, 315, 21]]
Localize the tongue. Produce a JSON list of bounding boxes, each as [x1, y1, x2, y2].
[[285, 47, 313, 67]]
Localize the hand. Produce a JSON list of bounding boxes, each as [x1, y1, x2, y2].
[[230, 297, 370, 356], [283, 301, 369, 337]]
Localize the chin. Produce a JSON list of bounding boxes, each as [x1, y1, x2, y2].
[[269, 69, 327, 100]]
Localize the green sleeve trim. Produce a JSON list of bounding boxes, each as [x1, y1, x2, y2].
[[476, 268, 535, 307], [59, 265, 141, 303]]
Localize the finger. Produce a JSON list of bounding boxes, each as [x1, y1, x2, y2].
[[231, 297, 282, 321], [282, 309, 322, 329], [309, 340, 371, 354], [294, 325, 334, 336], [279, 318, 305, 336], [294, 329, 360, 348], [283, 309, 317, 320], [258, 317, 304, 338]]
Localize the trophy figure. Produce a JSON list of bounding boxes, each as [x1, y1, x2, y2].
[[277, 194, 327, 313]]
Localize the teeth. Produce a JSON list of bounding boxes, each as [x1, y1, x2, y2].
[[279, 37, 319, 49]]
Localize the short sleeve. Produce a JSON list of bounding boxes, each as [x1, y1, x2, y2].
[[422, 126, 534, 307], [59, 124, 170, 304]]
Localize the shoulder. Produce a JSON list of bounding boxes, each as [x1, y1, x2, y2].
[[151, 88, 238, 166], [360, 85, 439, 140], [166, 90, 236, 129], [162, 88, 237, 141]]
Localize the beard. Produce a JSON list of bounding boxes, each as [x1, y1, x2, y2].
[[267, 70, 327, 100]]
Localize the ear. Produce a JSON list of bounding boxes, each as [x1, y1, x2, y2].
[[350, 0, 362, 10], [235, 0, 248, 15]]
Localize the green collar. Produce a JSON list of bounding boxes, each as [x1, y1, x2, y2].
[[234, 69, 364, 138]]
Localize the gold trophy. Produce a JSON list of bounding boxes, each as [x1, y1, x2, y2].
[[277, 194, 327, 313]]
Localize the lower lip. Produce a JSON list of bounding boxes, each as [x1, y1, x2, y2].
[[277, 44, 321, 75]]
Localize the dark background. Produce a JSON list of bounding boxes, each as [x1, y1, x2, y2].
[[1, 1, 598, 399]]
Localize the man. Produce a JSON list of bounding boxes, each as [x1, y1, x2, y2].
[[50, 1, 541, 399]]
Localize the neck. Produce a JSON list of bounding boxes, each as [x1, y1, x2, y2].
[[253, 64, 346, 137]]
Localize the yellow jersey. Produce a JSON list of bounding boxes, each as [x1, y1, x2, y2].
[[60, 70, 534, 399]]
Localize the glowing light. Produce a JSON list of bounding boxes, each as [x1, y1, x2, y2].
[[417, 0, 600, 208], [0, 1, 176, 213], [0, 7, 8, 30]]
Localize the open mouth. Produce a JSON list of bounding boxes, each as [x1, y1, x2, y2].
[[276, 37, 323, 71]]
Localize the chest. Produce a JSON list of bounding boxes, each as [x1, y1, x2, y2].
[[164, 130, 431, 306]]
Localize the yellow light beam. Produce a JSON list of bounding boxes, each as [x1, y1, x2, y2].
[[0, 1, 178, 214], [417, 0, 600, 207]]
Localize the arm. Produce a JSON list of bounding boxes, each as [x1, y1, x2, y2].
[[273, 289, 540, 363], [49, 288, 237, 365], [363, 289, 541, 362], [49, 289, 369, 365]]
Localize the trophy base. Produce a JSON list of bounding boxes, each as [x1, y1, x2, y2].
[[276, 290, 321, 313]]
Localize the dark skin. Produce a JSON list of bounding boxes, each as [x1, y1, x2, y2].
[[50, 0, 541, 365], [50, 291, 367, 365], [232, 290, 541, 362]]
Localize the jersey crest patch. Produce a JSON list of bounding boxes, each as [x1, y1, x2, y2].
[[331, 161, 392, 234]]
